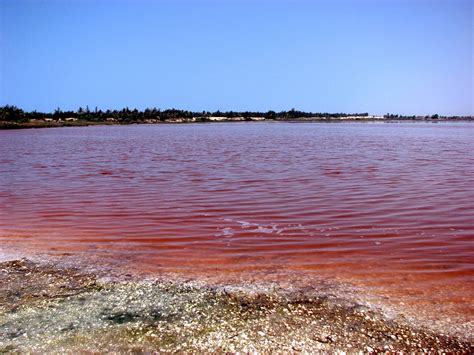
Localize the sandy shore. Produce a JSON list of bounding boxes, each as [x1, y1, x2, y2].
[[0, 258, 471, 353]]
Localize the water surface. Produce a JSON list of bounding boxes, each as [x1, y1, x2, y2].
[[1, 122, 473, 328]]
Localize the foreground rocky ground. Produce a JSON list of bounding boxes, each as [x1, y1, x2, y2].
[[0, 259, 471, 353]]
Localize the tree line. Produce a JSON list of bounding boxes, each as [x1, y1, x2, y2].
[[0, 105, 470, 123]]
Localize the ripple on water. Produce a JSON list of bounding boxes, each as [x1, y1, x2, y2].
[[0, 122, 473, 333]]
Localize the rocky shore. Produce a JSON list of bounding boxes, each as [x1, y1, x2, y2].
[[0, 259, 471, 353]]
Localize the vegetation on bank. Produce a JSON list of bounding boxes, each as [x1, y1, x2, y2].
[[0, 105, 471, 129]]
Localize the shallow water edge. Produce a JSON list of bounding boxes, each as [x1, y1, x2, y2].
[[0, 256, 471, 352]]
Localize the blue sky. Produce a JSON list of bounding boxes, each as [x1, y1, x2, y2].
[[1, 0, 472, 115]]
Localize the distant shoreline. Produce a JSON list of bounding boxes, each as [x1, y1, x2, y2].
[[1, 117, 473, 130], [2, 105, 472, 130]]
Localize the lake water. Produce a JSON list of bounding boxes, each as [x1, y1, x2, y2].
[[1, 122, 473, 330]]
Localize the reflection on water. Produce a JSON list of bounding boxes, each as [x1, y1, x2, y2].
[[1, 122, 473, 325]]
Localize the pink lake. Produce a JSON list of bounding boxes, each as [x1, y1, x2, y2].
[[1, 122, 473, 330]]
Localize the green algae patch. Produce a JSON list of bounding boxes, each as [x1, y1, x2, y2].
[[0, 259, 472, 352]]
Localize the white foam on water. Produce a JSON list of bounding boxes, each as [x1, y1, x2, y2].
[[214, 227, 234, 238], [256, 226, 275, 234], [236, 220, 257, 228]]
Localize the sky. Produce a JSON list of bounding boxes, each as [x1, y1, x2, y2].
[[0, 0, 472, 115]]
